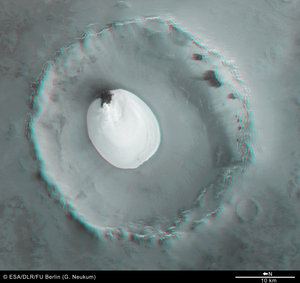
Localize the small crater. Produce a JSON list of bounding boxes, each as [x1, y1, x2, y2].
[[236, 198, 260, 223], [203, 70, 222, 88], [114, 1, 131, 9]]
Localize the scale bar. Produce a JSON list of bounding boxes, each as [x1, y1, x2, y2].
[[235, 276, 295, 279]]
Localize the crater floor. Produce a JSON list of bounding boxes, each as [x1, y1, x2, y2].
[[0, 0, 299, 270]]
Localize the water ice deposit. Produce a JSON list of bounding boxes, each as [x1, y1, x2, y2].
[[86, 89, 161, 169]]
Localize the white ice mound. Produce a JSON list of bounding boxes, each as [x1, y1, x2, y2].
[[87, 89, 161, 169]]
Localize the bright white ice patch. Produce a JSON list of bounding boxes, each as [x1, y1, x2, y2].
[[87, 89, 161, 169]]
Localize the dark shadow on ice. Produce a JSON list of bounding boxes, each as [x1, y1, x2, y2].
[[97, 89, 114, 107]]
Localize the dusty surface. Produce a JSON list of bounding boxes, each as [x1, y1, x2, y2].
[[0, 0, 299, 270]]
